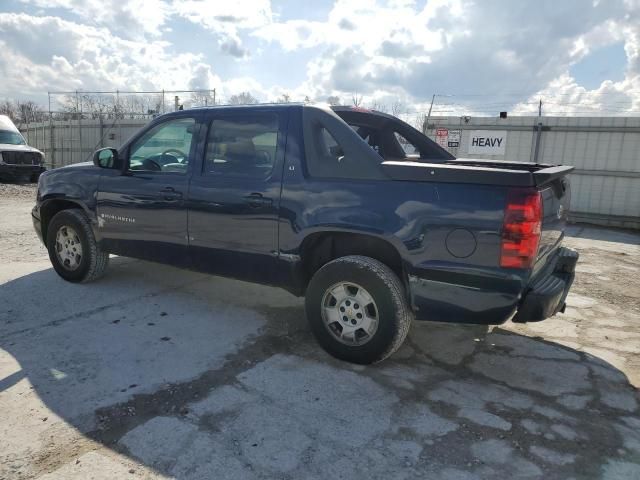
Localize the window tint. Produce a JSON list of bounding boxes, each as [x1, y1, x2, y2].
[[318, 128, 345, 160], [204, 114, 278, 178], [129, 118, 195, 173], [303, 108, 385, 180]]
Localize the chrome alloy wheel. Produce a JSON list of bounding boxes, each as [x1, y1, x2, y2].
[[55, 225, 83, 271], [321, 282, 379, 346]]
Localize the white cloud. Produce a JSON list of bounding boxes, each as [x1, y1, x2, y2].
[[253, 0, 454, 55], [172, 0, 272, 59], [3, 0, 640, 115], [19, 0, 171, 38], [0, 13, 207, 95]]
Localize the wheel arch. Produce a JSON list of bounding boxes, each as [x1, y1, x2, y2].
[[298, 230, 409, 295], [40, 198, 90, 243]]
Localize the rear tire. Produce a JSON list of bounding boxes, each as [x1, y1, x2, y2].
[[47, 209, 109, 283], [305, 255, 412, 364]]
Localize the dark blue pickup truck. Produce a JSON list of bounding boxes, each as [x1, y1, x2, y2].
[[32, 104, 578, 363]]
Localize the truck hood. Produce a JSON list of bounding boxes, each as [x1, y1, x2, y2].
[[57, 161, 94, 169], [0, 143, 42, 154]]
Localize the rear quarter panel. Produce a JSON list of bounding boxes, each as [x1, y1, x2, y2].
[[278, 135, 528, 323], [278, 108, 528, 324]]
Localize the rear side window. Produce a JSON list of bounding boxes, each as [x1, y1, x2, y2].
[[204, 114, 279, 179], [394, 132, 419, 156], [303, 108, 385, 180], [317, 128, 344, 162]]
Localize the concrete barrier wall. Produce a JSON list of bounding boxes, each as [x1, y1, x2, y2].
[[19, 118, 150, 169]]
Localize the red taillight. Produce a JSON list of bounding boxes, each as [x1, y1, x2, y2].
[[500, 188, 542, 269]]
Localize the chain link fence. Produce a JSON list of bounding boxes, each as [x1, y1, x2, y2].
[[18, 89, 216, 168]]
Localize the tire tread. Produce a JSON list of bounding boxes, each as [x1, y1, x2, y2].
[[48, 209, 109, 283], [306, 255, 413, 363]]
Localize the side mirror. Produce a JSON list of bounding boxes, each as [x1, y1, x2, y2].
[[93, 148, 119, 169]]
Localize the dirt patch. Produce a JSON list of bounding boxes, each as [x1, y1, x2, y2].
[[0, 182, 37, 199]]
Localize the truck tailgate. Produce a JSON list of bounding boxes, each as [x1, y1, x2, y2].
[[535, 171, 572, 271]]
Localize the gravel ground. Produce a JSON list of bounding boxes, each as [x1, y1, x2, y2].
[[0, 189, 639, 480], [0, 184, 46, 263], [0, 182, 37, 199]]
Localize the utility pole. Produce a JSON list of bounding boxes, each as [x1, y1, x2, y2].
[[538, 98, 542, 117], [48, 92, 54, 168], [423, 94, 436, 135], [174, 96, 179, 112]]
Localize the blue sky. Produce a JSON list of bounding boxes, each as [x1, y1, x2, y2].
[[0, 0, 638, 117], [570, 42, 627, 90]]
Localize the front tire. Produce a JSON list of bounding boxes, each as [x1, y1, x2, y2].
[[46, 209, 109, 283], [305, 255, 412, 364]]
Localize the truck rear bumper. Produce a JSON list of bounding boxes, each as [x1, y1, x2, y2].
[[408, 247, 578, 325], [512, 247, 579, 323]]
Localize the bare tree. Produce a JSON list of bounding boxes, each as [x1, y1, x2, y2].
[[190, 90, 216, 107], [391, 100, 405, 116], [0, 100, 18, 122], [228, 92, 259, 105], [275, 93, 291, 104], [326, 95, 341, 106], [58, 93, 164, 120], [0, 99, 46, 125], [351, 92, 363, 107], [414, 112, 428, 134], [369, 101, 388, 113]]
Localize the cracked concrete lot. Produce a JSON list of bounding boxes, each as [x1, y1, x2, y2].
[[1, 185, 639, 479]]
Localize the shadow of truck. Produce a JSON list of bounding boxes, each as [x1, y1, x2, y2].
[[0, 258, 639, 479]]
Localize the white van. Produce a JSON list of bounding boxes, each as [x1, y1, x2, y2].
[[0, 115, 46, 182]]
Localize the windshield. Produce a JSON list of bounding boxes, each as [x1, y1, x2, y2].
[[0, 130, 26, 145]]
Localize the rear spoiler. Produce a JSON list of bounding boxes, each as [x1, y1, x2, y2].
[[533, 165, 574, 187], [381, 161, 574, 188]]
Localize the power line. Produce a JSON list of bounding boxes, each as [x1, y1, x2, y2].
[[435, 90, 640, 97]]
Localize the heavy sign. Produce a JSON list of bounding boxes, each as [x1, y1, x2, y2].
[[468, 130, 507, 155]]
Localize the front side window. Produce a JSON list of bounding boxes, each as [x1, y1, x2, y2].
[[204, 114, 278, 179], [129, 117, 195, 173]]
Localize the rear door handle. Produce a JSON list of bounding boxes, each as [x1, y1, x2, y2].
[[243, 193, 272, 208], [159, 186, 182, 201]]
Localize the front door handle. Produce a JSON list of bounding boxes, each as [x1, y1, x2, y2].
[[159, 186, 182, 201], [243, 193, 272, 208]]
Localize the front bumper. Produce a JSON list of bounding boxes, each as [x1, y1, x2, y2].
[[512, 247, 579, 323]]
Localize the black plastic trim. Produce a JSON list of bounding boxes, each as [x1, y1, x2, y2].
[[512, 247, 579, 323], [382, 160, 534, 186]]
